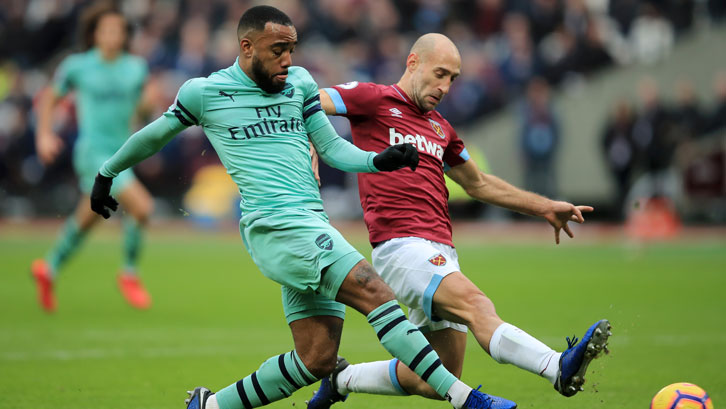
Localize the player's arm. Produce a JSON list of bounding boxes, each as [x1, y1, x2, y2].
[[308, 119, 418, 173], [35, 86, 65, 165], [319, 89, 336, 115], [446, 159, 593, 244], [304, 80, 416, 172], [36, 54, 80, 165], [90, 79, 203, 218]]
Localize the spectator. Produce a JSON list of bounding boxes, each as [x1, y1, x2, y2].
[[629, 3, 675, 64], [670, 79, 705, 142], [601, 99, 637, 219], [496, 13, 544, 95], [628, 77, 682, 207], [704, 71, 726, 134], [518, 77, 560, 198]]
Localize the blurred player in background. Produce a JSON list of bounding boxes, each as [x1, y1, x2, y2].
[[89, 6, 515, 409], [31, 3, 153, 312], [308, 33, 611, 408]]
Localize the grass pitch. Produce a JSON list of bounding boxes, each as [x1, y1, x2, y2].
[[1, 221, 724, 409]]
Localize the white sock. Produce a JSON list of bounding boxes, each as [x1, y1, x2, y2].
[[205, 395, 220, 409], [336, 360, 408, 396], [445, 379, 473, 409], [489, 322, 561, 384]]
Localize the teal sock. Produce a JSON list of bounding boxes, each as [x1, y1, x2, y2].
[[366, 300, 456, 398], [46, 218, 87, 278], [215, 350, 318, 409], [122, 219, 143, 273]]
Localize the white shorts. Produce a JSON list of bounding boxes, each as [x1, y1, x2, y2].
[[371, 237, 467, 333]]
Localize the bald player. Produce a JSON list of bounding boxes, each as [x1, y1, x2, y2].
[[307, 33, 612, 408]]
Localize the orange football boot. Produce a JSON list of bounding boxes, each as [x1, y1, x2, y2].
[[31, 259, 56, 313], [118, 273, 152, 309]]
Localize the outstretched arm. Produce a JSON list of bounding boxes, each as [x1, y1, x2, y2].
[[446, 159, 593, 244], [91, 114, 186, 218], [99, 115, 183, 178]]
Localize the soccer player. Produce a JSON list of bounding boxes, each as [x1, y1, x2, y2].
[[89, 7, 516, 409], [32, 4, 152, 312], [307, 33, 612, 408]]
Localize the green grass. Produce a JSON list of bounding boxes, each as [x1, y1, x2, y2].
[[1, 224, 724, 408]]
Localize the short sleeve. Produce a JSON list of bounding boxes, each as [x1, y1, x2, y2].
[[442, 122, 470, 171], [323, 82, 382, 117], [165, 78, 205, 127], [53, 55, 80, 97]]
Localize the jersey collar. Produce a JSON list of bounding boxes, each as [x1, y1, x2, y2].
[[231, 57, 258, 88], [391, 84, 431, 117]]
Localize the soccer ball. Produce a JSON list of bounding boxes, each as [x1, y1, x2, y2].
[[650, 382, 713, 409]]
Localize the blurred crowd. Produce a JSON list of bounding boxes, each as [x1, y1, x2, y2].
[[1, 0, 725, 219], [601, 73, 726, 221]]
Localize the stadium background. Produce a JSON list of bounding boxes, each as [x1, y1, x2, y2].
[[1, 0, 725, 408]]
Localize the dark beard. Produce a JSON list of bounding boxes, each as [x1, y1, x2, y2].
[[251, 56, 286, 94]]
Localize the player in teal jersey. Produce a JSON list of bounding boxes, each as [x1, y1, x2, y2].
[[89, 6, 515, 409], [32, 4, 153, 312]]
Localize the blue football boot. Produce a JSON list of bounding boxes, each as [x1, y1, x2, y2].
[[554, 319, 612, 397], [462, 386, 517, 409], [185, 386, 214, 409], [307, 356, 350, 409]]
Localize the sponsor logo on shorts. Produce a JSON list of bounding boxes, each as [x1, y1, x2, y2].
[[315, 233, 333, 251], [428, 254, 447, 266]]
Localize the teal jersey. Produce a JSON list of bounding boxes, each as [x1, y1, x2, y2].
[[53, 48, 148, 152], [100, 58, 377, 215], [165, 59, 373, 214]]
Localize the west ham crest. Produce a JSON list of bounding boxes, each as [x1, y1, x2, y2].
[[428, 254, 447, 266], [428, 119, 446, 139]]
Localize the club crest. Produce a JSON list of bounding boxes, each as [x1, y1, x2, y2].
[[280, 83, 295, 98], [428, 119, 446, 139], [315, 233, 333, 251], [428, 254, 447, 266]]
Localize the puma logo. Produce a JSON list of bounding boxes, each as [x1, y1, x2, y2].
[[219, 90, 238, 102], [407, 329, 420, 335]]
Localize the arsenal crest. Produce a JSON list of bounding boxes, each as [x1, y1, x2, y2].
[[315, 234, 333, 251], [428, 119, 446, 139], [428, 253, 447, 266]]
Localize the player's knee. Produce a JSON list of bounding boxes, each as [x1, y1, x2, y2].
[[351, 262, 395, 303], [458, 290, 497, 325], [297, 350, 337, 379], [138, 197, 154, 222]]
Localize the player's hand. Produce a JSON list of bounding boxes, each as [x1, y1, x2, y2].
[[373, 143, 419, 172], [310, 144, 321, 187], [543, 201, 594, 244], [35, 131, 65, 165], [90, 173, 119, 219]]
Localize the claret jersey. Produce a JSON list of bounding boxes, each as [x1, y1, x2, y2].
[[325, 82, 470, 247]]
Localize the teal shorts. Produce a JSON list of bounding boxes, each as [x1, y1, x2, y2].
[[73, 142, 135, 195], [239, 209, 364, 324]]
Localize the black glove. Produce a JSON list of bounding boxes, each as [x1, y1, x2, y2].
[[373, 143, 419, 172], [90, 173, 118, 219]]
